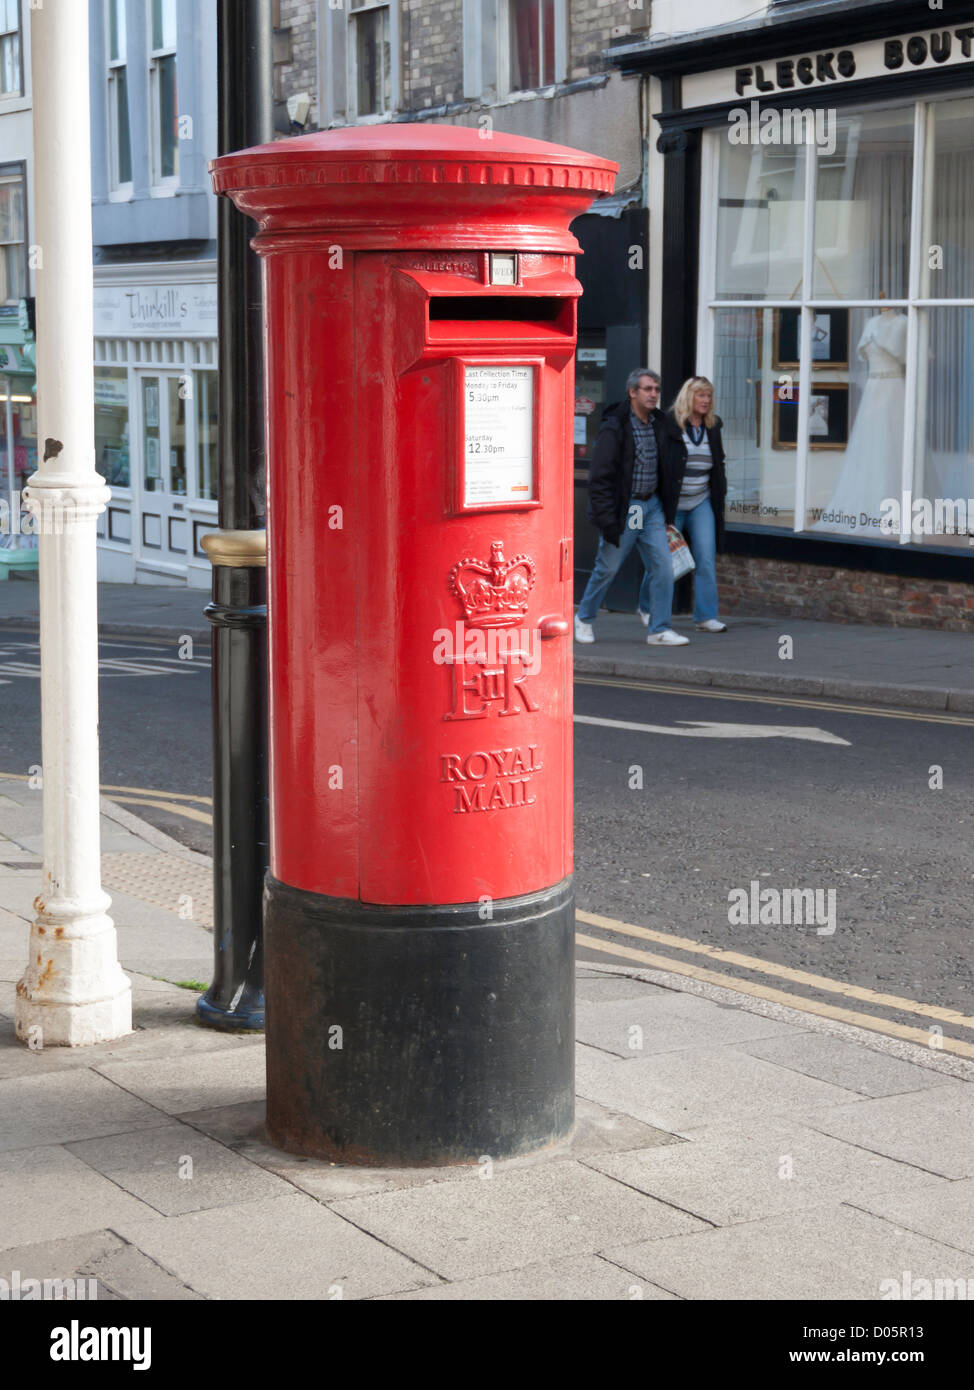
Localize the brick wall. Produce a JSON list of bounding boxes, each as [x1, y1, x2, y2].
[[571, 0, 650, 81], [275, 0, 650, 122], [716, 555, 974, 632], [402, 0, 463, 110], [277, 0, 318, 125]]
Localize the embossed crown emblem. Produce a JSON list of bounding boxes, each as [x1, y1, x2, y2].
[[448, 541, 536, 629]]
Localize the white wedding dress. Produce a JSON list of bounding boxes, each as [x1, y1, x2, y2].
[[812, 312, 908, 536]]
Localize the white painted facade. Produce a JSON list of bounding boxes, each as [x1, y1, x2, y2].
[[92, 259, 218, 588], [89, 0, 220, 588]]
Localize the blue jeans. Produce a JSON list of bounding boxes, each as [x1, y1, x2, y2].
[[638, 497, 719, 623], [577, 495, 675, 635]]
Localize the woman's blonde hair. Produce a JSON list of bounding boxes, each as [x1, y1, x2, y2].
[[672, 377, 717, 431]]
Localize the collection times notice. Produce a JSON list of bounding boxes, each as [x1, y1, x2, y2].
[[463, 365, 535, 505]]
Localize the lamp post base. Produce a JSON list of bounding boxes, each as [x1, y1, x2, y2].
[[196, 984, 265, 1032], [15, 910, 132, 1047]]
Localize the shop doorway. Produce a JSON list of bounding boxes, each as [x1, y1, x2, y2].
[[136, 371, 191, 574]]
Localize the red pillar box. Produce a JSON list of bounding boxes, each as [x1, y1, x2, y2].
[[211, 126, 616, 1165]]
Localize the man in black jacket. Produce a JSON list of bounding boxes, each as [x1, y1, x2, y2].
[[575, 368, 689, 646]]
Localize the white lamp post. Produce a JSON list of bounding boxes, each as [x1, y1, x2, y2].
[[14, 0, 131, 1046]]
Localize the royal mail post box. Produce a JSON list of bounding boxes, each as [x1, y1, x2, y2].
[[211, 126, 616, 1164]]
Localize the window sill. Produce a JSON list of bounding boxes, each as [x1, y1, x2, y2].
[[348, 110, 397, 125]]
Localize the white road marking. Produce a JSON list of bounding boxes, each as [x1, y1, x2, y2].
[[574, 714, 851, 745], [0, 654, 208, 680], [0, 662, 42, 677]]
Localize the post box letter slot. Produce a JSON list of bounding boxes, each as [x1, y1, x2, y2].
[[428, 297, 568, 323], [428, 297, 574, 344]]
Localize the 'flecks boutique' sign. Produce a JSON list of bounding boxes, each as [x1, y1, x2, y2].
[[93, 283, 218, 337], [683, 26, 974, 108]]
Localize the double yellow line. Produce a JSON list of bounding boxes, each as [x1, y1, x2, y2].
[[0, 774, 214, 827], [103, 782, 214, 826], [5, 768, 969, 1059], [575, 674, 974, 727], [577, 909, 974, 1060]]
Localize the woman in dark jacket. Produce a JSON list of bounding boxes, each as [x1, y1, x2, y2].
[[638, 376, 729, 632]]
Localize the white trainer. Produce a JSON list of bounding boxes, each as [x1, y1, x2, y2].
[[695, 619, 728, 633], [574, 615, 595, 644], [638, 611, 650, 628], [647, 628, 690, 646]]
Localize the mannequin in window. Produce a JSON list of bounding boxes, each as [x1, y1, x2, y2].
[[812, 296, 908, 535]]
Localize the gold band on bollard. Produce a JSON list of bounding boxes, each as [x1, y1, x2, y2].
[[201, 529, 267, 568]]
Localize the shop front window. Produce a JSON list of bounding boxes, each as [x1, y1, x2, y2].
[[95, 367, 130, 488], [806, 304, 906, 538], [716, 141, 807, 300], [924, 97, 974, 301], [707, 94, 974, 551], [913, 307, 974, 548], [712, 308, 795, 530], [813, 108, 913, 301]]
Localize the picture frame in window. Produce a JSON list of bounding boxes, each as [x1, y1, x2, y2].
[[754, 378, 762, 449], [773, 308, 849, 370], [772, 383, 849, 451]]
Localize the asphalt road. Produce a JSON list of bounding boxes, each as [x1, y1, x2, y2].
[[0, 626, 213, 853], [2, 622, 972, 1041], [574, 673, 974, 1038]]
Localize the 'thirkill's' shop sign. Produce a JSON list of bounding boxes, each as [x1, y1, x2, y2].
[[735, 25, 974, 96]]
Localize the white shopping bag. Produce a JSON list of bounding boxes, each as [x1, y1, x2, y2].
[[667, 525, 696, 580]]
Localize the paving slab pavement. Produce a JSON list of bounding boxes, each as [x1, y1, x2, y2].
[[2, 776, 974, 1302], [575, 609, 974, 710], [602, 1205, 974, 1302], [0, 576, 212, 643]]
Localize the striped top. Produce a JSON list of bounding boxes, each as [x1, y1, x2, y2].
[[678, 426, 712, 511]]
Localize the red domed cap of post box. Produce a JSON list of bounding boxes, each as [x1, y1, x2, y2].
[[210, 123, 618, 253]]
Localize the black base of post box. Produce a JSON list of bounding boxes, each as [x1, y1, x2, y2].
[[262, 875, 575, 1166]]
